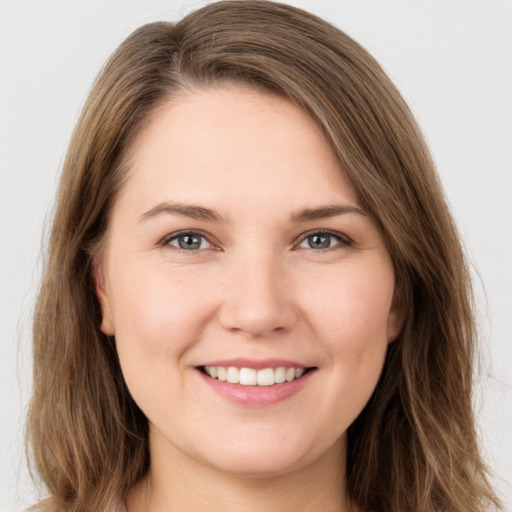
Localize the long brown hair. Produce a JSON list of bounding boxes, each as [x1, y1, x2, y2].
[[27, 1, 501, 511]]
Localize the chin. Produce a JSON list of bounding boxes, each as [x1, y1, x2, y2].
[[190, 430, 342, 480], [206, 452, 309, 479]]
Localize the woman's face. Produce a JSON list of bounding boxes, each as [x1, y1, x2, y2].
[[96, 86, 403, 478]]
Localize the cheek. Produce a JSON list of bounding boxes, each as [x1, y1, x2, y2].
[[302, 261, 394, 386], [306, 264, 394, 342], [107, 262, 221, 421], [108, 261, 216, 364]]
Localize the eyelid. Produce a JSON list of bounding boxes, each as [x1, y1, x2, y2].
[[160, 229, 219, 250], [158, 228, 352, 252], [294, 229, 353, 250]]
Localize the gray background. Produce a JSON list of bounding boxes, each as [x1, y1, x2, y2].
[[1, 0, 511, 510]]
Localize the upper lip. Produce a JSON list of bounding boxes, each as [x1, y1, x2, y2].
[[197, 358, 312, 370]]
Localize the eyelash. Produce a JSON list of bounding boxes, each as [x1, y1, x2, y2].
[[161, 230, 216, 252], [296, 230, 353, 251], [161, 229, 353, 253]]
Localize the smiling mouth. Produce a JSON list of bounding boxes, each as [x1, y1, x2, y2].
[[199, 366, 315, 386]]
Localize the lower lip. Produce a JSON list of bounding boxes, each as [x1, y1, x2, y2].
[[197, 369, 315, 406]]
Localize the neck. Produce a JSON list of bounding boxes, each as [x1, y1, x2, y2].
[[126, 434, 355, 512]]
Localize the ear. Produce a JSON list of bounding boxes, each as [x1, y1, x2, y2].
[[387, 287, 406, 343], [93, 256, 115, 335]]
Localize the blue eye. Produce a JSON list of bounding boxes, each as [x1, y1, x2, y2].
[[165, 232, 212, 251], [298, 231, 348, 250]]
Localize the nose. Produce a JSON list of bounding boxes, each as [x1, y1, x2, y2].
[[218, 252, 298, 338]]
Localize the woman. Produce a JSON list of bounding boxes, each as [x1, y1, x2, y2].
[[27, 1, 502, 511]]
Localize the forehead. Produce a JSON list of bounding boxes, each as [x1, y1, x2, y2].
[[115, 85, 360, 217]]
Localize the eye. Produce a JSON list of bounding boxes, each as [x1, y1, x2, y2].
[[298, 230, 351, 250], [164, 231, 212, 251]]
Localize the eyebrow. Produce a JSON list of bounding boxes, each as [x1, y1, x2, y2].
[[139, 202, 223, 223], [138, 201, 367, 224], [290, 204, 367, 222]]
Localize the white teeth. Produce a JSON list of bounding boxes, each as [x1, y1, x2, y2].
[[226, 367, 239, 384], [217, 367, 227, 381], [274, 367, 286, 384], [257, 368, 275, 386], [203, 365, 308, 386], [239, 367, 257, 385]]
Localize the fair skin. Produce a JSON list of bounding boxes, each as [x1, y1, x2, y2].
[[96, 86, 403, 512]]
